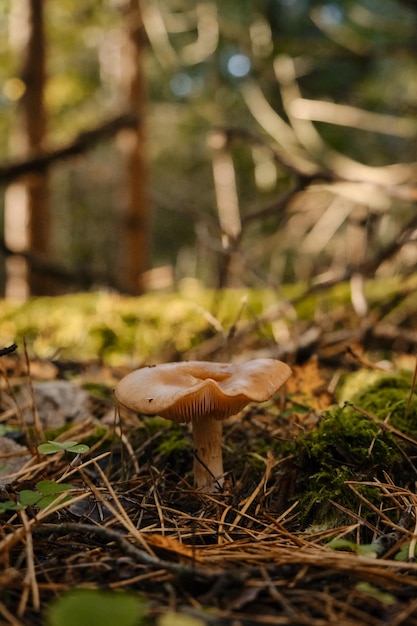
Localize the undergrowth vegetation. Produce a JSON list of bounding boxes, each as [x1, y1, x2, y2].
[[2, 285, 417, 624]]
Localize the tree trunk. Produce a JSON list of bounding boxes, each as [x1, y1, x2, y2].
[[5, 0, 51, 297], [118, 0, 149, 294]]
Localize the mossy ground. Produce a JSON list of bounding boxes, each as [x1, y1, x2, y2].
[[3, 286, 417, 624], [293, 371, 417, 526]]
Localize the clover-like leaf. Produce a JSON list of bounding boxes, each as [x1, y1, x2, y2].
[[0, 500, 23, 513], [37, 494, 72, 509], [38, 440, 89, 455], [36, 480, 72, 496], [19, 481, 73, 509], [37, 442, 63, 454], [65, 443, 89, 454], [19, 490, 43, 506]]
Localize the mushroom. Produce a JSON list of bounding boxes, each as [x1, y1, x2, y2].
[[115, 359, 292, 492]]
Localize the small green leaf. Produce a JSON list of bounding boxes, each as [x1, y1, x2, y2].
[[36, 480, 72, 496], [328, 538, 378, 558], [19, 490, 42, 506], [356, 582, 397, 605], [46, 589, 146, 626], [38, 443, 64, 454], [66, 443, 89, 454], [0, 500, 23, 512], [48, 441, 80, 450], [394, 541, 417, 561], [38, 440, 89, 455], [19, 482, 73, 508], [36, 494, 71, 509], [328, 538, 357, 552], [356, 543, 379, 558]]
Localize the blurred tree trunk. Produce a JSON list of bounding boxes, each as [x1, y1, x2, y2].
[[23, 0, 51, 295], [5, 0, 51, 297], [118, 0, 149, 294]]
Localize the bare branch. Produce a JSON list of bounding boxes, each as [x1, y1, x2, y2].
[[290, 97, 417, 138], [0, 113, 137, 184]]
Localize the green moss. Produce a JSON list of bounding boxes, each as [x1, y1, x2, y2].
[[82, 382, 114, 400], [294, 371, 417, 526], [0, 289, 281, 364], [296, 403, 400, 502], [156, 423, 191, 456], [0, 278, 414, 365], [306, 404, 398, 467], [347, 373, 417, 435]]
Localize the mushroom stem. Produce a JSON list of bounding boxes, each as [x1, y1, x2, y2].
[[191, 416, 224, 492]]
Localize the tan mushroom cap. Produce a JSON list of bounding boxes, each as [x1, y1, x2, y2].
[[115, 358, 292, 423]]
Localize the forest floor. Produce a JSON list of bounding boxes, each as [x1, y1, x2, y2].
[[2, 285, 417, 626]]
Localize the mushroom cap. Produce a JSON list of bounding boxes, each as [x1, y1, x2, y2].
[[115, 359, 292, 423]]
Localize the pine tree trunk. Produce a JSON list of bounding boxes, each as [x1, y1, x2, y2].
[[118, 0, 149, 294], [5, 0, 51, 297], [24, 0, 51, 295]]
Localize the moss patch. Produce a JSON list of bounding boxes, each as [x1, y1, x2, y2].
[[294, 371, 417, 526], [344, 372, 417, 435]]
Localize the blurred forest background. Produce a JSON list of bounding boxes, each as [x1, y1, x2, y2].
[[0, 0, 416, 299]]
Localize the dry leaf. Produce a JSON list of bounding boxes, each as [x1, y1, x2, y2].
[[145, 533, 202, 562], [286, 356, 332, 412]]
